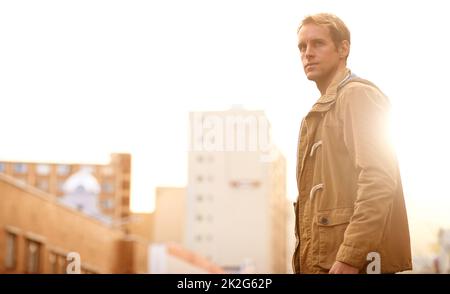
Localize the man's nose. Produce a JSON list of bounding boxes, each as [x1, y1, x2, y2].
[[305, 45, 314, 58]]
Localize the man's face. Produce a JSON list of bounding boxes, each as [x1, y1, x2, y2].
[[297, 23, 343, 84]]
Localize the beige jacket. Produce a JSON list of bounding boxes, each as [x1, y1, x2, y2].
[[293, 68, 412, 274]]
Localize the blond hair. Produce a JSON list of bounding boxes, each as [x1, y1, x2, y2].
[[298, 13, 351, 49]]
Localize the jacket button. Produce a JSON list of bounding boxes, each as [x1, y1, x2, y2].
[[320, 217, 329, 225]]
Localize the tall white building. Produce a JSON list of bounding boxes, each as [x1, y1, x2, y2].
[[186, 107, 287, 273]]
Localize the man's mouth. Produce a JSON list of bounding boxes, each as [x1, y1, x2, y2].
[[305, 63, 318, 70]]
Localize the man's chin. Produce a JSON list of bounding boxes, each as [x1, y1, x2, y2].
[[305, 73, 317, 81]]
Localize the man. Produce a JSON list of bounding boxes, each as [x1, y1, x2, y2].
[[293, 13, 412, 274]]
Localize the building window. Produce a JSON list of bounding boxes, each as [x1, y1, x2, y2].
[[4, 232, 17, 269], [57, 180, 65, 192], [196, 156, 203, 163], [49, 253, 68, 274], [196, 175, 203, 183], [14, 163, 27, 174], [0, 162, 5, 173], [36, 179, 49, 191], [49, 252, 58, 274], [196, 214, 203, 222], [195, 235, 202, 242], [196, 194, 203, 202], [80, 165, 94, 173], [26, 240, 41, 273], [58, 255, 67, 274], [102, 182, 114, 194], [230, 180, 261, 189], [36, 164, 50, 175], [57, 165, 70, 176], [100, 199, 115, 209]]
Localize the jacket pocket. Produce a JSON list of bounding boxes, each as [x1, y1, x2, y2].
[[316, 207, 353, 270]]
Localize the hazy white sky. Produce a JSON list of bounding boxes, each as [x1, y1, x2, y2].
[[1, 0, 450, 254]]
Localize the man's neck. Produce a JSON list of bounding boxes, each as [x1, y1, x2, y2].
[[317, 78, 334, 96], [316, 65, 346, 96]]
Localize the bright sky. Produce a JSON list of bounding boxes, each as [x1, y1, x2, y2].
[[1, 0, 449, 256]]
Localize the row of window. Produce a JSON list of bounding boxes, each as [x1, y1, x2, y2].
[[3, 163, 71, 176], [5, 232, 44, 273], [196, 175, 214, 183], [195, 234, 214, 242], [100, 199, 115, 210], [196, 155, 214, 163], [0, 163, 114, 177], [102, 182, 114, 193], [12, 178, 115, 195], [4, 231, 96, 274], [196, 194, 214, 202], [195, 214, 214, 223]]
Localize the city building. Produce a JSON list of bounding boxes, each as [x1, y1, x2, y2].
[[149, 243, 224, 274], [152, 187, 186, 244], [0, 153, 131, 222], [0, 172, 222, 274], [185, 107, 288, 273], [0, 172, 148, 273]]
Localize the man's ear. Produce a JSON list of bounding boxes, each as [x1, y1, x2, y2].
[[339, 40, 350, 59]]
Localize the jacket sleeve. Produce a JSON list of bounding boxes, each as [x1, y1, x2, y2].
[[335, 83, 398, 269]]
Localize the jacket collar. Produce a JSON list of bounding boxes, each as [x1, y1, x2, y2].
[[309, 68, 352, 113]]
